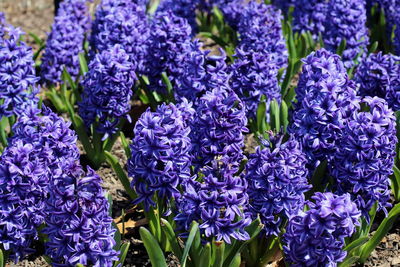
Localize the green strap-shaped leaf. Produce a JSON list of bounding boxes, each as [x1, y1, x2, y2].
[[336, 39, 347, 56], [280, 101, 289, 133], [343, 236, 369, 253], [213, 241, 225, 267], [104, 151, 136, 199], [79, 53, 89, 75], [338, 256, 360, 267], [160, 218, 183, 260], [139, 227, 168, 267], [359, 203, 400, 262], [120, 132, 131, 157], [269, 100, 280, 131], [113, 243, 130, 267], [391, 165, 400, 201], [198, 243, 212, 267], [223, 218, 263, 267], [181, 222, 199, 267]]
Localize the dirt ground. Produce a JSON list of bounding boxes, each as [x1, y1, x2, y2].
[[2, 0, 400, 266]]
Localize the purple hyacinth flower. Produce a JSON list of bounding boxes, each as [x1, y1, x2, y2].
[[190, 87, 248, 170], [230, 46, 281, 119], [290, 49, 360, 168], [293, 0, 328, 39], [323, 0, 369, 68], [128, 102, 193, 210], [246, 136, 311, 236], [284, 192, 361, 266], [330, 97, 397, 218], [238, 1, 288, 69], [0, 21, 38, 119], [78, 45, 136, 139], [175, 162, 251, 244], [90, 0, 149, 74], [44, 167, 118, 267], [354, 52, 400, 111]]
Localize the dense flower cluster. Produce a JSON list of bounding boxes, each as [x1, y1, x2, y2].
[[284, 192, 361, 266], [0, 12, 5, 37], [79, 45, 136, 138], [0, 106, 79, 261], [290, 49, 359, 167], [146, 11, 192, 93], [128, 103, 193, 210], [246, 136, 311, 236], [395, 14, 400, 55], [203, 0, 246, 30], [90, 0, 149, 74], [324, 0, 369, 68], [57, 0, 92, 33], [354, 52, 400, 110], [330, 97, 396, 218], [0, 25, 38, 118], [230, 46, 280, 119], [157, 0, 200, 31], [293, 0, 328, 38], [176, 163, 251, 243], [44, 167, 118, 267], [40, 5, 85, 84], [190, 87, 248, 170], [237, 2, 288, 69], [174, 40, 230, 102]]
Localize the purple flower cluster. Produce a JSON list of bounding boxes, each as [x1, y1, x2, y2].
[[57, 0, 92, 33], [203, 0, 246, 30], [284, 192, 361, 266], [0, 25, 38, 118], [157, 0, 200, 31], [237, 2, 288, 69], [290, 49, 359, 167], [44, 167, 118, 267], [330, 97, 397, 218], [293, 0, 328, 39], [90, 0, 149, 74], [79, 45, 136, 139], [230, 46, 280, 119], [190, 87, 248, 170], [146, 11, 192, 94], [41, 0, 89, 84], [324, 0, 369, 68], [176, 163, 251, 243], [354, 52, 400, 110], [246, 136, 311, 236], [0, 106, 79, 261], [174, 40, 230, 102], [128, 102, 193, 210], [395, 13, 400, 55], [0, 12, 5, 37]]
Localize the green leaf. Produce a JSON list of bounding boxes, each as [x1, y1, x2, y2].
[[344, 236, 369, 252], [338, 256, 360, 267], [213, 241, 225, 267], [190, 226, 202, 266], [160, 218, 183, 260], [0, 250, 4, 267], [104, 151, 136, 199], [359, 202, 400, 262], [78, 53, 89, 75], [391, 165, 400, 201], [284, 86, 296, 107], [269, 99, 280, 131], [29, 32, 44, 46], [368, 41, 379, 55], [76, 264, 85, 267], [113, 243, 130, 267], [112, 222, 122, 250], [336, 39, 347, 56], [198, 243, 211, 267], [280, 101, 289, 133], [139, 227, 168, 267], [43, 255, 52, 265], [62, 67, 77, 91], [69, 114, 94, 159], [223, 219, 263, 267], [120, 132, 131, 157], [161, 72, 174, 102], [181, 222, 199, 267]]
